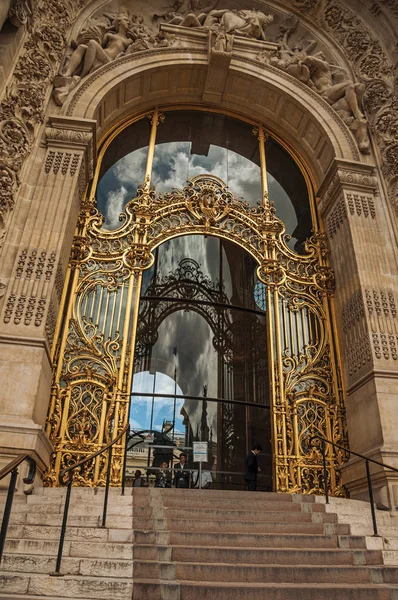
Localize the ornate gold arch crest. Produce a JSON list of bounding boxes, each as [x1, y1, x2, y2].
[[44, 113, 348, 494]]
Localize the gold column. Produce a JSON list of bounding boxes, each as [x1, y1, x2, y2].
[[256, 124, 269, 204], [112, 107, 162, 469]]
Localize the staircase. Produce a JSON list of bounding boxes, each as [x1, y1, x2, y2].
[[1, 487, 398, 599]]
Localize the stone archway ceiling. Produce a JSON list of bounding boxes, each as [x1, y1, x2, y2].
[[0, 0, 397, 235]]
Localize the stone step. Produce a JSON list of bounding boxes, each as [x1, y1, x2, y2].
[[0, 554, 133, 578], [6, 525, 109, 542], [141, 517, 349, 535], [0, 596, 94, 600], [0, 573, 133, 599], [4, 538, 134, 560], [132, 580, 398, 600], [161, 507, 324, 522], [6, 524, 134, 542], [134, 529, 343, 548], [158, 498, 308, 511], [0, 505, 132, 521], [3, 513, 133, 529], [162, 562, 398, 585], [141, 489, 300, 501], [132, 545, 383, 566], [24, 494, 133, 507]]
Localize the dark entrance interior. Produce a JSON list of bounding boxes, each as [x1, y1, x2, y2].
[[129, 235, 272, 490]]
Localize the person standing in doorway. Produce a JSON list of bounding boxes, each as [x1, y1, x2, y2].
[[174, 452, 190, 488], [244, 444, 263, 491]]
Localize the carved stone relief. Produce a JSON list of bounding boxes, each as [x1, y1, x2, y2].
[[366, 288, 398, 361], [53, 9, 175, 106], [259, 13, 371, 154], [291, 0, 397, 214], [0, 0, 88, 249], [341, 290, 372, 377]]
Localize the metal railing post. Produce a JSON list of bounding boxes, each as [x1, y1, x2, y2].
[[102, 445, 113, 528], [365, 459, 379, 536], [0, 466, 18, 563], [52, 472, 73, 576], [321, 439, 329, 504]]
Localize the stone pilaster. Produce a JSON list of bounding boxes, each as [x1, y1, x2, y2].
[[0, 116, 96, 481], [318, 159, 398, 508]]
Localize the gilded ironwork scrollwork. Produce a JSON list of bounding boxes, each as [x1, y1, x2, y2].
[[46, 141, 347, 491]]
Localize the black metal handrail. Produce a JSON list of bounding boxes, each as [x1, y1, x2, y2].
[[312, 435, 398, 536], [52, 423, 130, 576], [0, 453, 36, 563]]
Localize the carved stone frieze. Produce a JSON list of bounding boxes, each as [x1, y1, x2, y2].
[[291, 0, 397, 211], [346, 193, 376, 219], [341, 289, 364, 334], [326, 197, 348, 239], [318, 160, 378, 217], [365, 288, 398, 361], [0, 0, 86, 226], [3, 246, 58, 327], [45, 117, 96, 179]]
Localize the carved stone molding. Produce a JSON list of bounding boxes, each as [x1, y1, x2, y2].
[[45, 116, 97, 179], [318, 159, 378, 218], [365, 288, 398, 362], [340, 289, 372, 378], [292, 0, 397, 211], [3, 246, 57, 327], [0, 0, 87, 225]]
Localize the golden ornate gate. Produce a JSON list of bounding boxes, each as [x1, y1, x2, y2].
[[44, 108, 348, 493]]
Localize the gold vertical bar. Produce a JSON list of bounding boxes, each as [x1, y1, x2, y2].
[[96, 284, 104, 328], [282, 299, 288, 352], [103, 289, 111, 339], [55, 267, 80, 381], [94, 395, 108, 482], [125, 271, 144, 413], [144, 107, 160, 192], [116, 282, 125, 334], [82, 289, 89, 318], [109, 290, 117, 339], [51, 265, 71, 362], [89, 286, 95, 322], [273, 290, 287, 458], [257, 124, 269, 204], [294, 310, 300, 354], [112, 271, 141, 454], [265, 284, 277, 490]]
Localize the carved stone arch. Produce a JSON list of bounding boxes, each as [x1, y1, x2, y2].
[[61, 49, 361, 188]]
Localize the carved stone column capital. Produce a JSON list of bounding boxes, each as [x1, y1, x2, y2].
[[317, 159, 378, 218], [45, 116, 97, 180]]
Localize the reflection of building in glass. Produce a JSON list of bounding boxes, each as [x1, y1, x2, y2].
[[130, 237, 272, 489]]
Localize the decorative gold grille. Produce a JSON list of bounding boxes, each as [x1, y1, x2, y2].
[[44, 108, 348, 493]]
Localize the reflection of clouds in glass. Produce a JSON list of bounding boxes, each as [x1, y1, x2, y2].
[[97, 147, 147, 230], [152, 143, 262, 207], [104, 186, 127, 229], [152, 142, 189, 192], [143, 310, 218, 440], [268, 174, 298, 248], [156, 235, 219, 288], [114, 147, 148, 183]]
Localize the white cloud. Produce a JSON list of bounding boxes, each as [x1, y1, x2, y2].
[[114, 148, 148, 184], [104, 186, 127, 230]]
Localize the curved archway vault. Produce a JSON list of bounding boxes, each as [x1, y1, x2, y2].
[[62, 48, 361, 187]]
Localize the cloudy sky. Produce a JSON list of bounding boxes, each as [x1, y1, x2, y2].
[[96, 141, 299, 248]]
